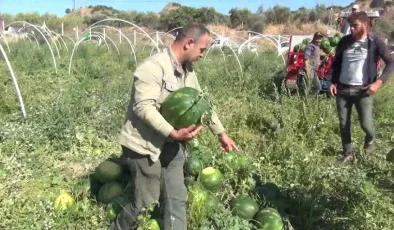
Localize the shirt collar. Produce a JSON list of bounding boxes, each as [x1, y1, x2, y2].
[[166, 46, 184, 74]]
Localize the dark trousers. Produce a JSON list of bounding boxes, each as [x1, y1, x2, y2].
[[110, 142, 187, 230], [335, 84, 375, 154]]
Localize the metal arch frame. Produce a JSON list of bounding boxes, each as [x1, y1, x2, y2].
[[68, 32, 121, 74], [78, 18, 160, 52], [5, 21, 58, 73], [88, 25, 138, 65], [0, 42, 26, 118]]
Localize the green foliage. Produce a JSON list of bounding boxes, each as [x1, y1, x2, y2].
[[1, 39, 394, 230]]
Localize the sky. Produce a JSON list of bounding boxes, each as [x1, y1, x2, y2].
[[0, 0, 355, 16]]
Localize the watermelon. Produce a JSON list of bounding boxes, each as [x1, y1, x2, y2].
[[230, 195, 259, 220], [145, 219, 161, 230], [335, 32, 343, 38], [302, 38, 311, 45], [105, 196, 129, 220], [293, 44, 300, 52], [320, 39, 330, 50], [97, 182, 124, 204], [199, 167, 224, 191], [184, 155, 204, 176], [254, 182, 281, 202], [54, 192, 75, 211], [188, 147, 211, 166], [160, 87, 213, 129], [298, 43, 306, 52], [235, 155, 252, 171], [386, 148, 394, 163], [95, 160, 123, 184], [326, 46, 336, 56], [254, 207, 284, 230], [330, 36, 340, 47]]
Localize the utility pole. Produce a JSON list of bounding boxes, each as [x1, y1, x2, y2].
[[73, 0, 76, 11]]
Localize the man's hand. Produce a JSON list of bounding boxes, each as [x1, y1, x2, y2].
[[330, 84, 337, 96], [170, 124, 203, 142], [364, 79, 383, 95], [218, 132, 239, 152]]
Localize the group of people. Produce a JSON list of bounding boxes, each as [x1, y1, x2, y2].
[[110, 10, 394, 230]]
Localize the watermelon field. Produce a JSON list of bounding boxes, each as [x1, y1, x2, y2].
[[1, 35, 394, 230]]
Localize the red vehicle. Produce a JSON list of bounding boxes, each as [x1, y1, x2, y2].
[[284, 35, 334, 92]]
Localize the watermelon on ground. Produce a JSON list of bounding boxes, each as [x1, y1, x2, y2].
[[254, 207, 284, 230], [230, 195, 259, 220], [199, 167, 224, 191], [97, 181, 124, 204], [184, 154, 204, 176], [95, 160, 123, 184]]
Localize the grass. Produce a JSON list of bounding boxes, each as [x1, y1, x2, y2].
[[1, 39, 394, 230]]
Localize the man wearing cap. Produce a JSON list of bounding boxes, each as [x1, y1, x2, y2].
[[303, 32, 327, 94], [351, 4, 359, 14]]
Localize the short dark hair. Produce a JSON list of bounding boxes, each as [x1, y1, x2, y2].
[[347, 11, 369, 24], [175, 22, 210, 42]]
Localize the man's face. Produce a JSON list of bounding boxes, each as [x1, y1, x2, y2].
[[184, 33, 211, 62], [314, 37, 322, 46], [350, 19, 367, 37]]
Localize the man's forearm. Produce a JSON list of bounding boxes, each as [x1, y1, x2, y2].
[[133, 100, 174, 138]]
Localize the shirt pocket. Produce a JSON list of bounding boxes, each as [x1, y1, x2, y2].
[[157, 80, 180, 105]]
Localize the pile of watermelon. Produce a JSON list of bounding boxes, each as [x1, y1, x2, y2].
[[183, 138, 286, 230], [320, 32, 343, 56], [292, 32, 343, 56], [52, 158, 161, 229]]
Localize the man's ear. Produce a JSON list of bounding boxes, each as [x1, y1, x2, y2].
[[184, 38, 194, 49]]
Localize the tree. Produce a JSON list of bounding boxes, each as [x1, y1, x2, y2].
[[65, 8, 71, 14]]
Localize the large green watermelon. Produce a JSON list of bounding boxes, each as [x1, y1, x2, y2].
[[184, 154, 204, 176], [254, 207, 284, 230], [320, 39, 330, 50], [95, 160, 123, 184], [302, 38, 311, 45], [199, 167, 224, 191], [97, 182, 124, 204], [386, 148, 394, 163], [330, 36, 340, 47], [298, 43, 307, 52], [105, 195, 129, 220], [230, 195, 259, 220], [335, 32, 343, 38], [160, 87, 213, 129]]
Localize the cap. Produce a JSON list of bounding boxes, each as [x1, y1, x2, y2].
[[352, 4, 359, 10], [313, 32, 324, 39]]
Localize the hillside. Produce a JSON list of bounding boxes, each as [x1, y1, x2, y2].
[[3, 1, 394, 40]]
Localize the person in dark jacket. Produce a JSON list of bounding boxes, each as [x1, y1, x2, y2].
[[330, 11, 394, 164]]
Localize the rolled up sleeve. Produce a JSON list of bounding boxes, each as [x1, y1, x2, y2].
[[132, 60, 174, 138]]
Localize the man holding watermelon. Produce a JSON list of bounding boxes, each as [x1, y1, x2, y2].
[[112, 22, 238, 230], [329, 12, 394, 164]]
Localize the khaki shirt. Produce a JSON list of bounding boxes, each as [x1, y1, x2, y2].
[[118, 46, 225, 162]]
